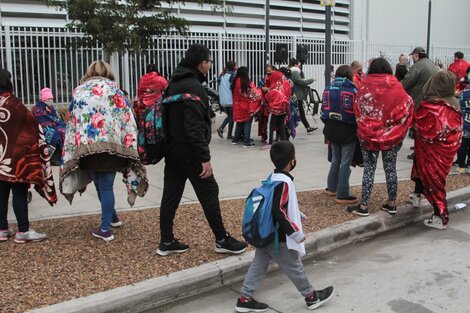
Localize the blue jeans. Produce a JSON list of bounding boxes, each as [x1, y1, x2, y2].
[[219, 107, 234, 137], [327, 141, 356, 198], [89, 171, 117, 231], [233, 118, 253, 145]]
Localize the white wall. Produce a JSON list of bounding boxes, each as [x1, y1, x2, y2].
[[351, 0, 470, 46]]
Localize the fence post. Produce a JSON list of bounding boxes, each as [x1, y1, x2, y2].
[[122, 52, 130, 95], [293, 35, 298, 60], [110, 52, 120, 85], [361, 39, 366, 68], [217, 32, 223, 76], [4, 24, 13, 73]]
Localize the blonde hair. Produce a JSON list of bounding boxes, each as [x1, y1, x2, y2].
[[80, 60, 116, 84]]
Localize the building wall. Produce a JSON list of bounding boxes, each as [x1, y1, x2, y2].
[[0, 0, 351, 38], [351, 0, 470, 47]]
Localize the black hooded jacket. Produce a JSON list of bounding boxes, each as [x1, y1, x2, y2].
[[165, 59, 212, 163]]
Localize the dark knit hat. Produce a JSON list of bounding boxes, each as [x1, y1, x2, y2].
[[184, 44, 211, 67]]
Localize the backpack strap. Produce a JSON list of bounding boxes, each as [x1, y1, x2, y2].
[[161, 93, 203, 105]]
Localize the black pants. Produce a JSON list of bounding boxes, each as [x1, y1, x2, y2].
[[159, 153, 227, 243], [456, 137, 470, 167], [413, 177, 439, 216], [268, 114, 287, 145], [297, 100, 311, 129], [0, 181, 29, 232]]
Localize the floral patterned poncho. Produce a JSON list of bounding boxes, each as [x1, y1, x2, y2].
[[60, 78, 148, 206]]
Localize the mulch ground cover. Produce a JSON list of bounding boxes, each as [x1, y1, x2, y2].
[[1, 175, 469, 313]]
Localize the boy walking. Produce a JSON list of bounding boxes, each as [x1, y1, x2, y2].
[[235, 141, 334, 312]]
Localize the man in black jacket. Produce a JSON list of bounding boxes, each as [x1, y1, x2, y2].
[[157, 44, 247, 256]]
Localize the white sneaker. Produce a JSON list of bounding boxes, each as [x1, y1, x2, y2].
[[424, 215, 446, 230], [14, 229, 47, 244], [409, 193, 421, 208]]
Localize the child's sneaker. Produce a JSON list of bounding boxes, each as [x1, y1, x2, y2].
[[14, 229, 47, 244], [91, 228, 115, 242], [0, 229, 15, 242], [346, 204, 369, 217], [381, 203, 397, 215], [110, 215, 122, 228], [409, 193, 421, 208], [157, 239, 189, 256], [424, 215, 446, 230], [305, 286, 335, 310], [215, 234, 247, 254], [235, 296, 269, 313]]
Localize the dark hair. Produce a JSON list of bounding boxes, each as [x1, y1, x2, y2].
[[267, 65, 277, 72], [288, 58, 299, 67], [455, 51, 464, 59], [146, 63, 158, 73], [185, 44, 211, 67], [270, 141, 295, 170], [335, 65, 353, 81], [367, 58, 393, 75], [223, 61, 237, 75], [0, 69, 13, 92], [232, 66, 250, 94], [278, 67, 292, 78]]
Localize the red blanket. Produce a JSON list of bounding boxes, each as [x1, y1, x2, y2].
[[265, 71, 290, 115], [0, 92, 57, 205], [232, 78, 262, 122], [412, 98, 462, 225], [355, 74, 414, 151], [134, 72, 168, 125]]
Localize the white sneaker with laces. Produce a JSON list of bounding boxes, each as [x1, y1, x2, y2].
[[424, 215, 446, 230], [409, 193, 421, 208], [14, 229, 47, 244]]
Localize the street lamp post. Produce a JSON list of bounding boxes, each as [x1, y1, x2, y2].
[[426, 0, 432, 57], [265, 0, 270, 71], [322, 0, 335, 87]]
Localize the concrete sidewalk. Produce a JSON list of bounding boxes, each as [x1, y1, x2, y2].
[[11, 114, 417, 222], [27, 187, 470, 313]]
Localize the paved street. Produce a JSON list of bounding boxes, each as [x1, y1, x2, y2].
[[13, 114, 416, 222], [154, 207, 470, 313]]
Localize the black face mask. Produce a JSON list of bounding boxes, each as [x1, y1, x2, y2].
[[290, 159, 297, 171]]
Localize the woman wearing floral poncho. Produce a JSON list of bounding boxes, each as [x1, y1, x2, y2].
[[60, 61, 148, 242]]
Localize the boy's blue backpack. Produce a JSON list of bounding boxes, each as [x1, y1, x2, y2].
[[242, 176, 283, 248]]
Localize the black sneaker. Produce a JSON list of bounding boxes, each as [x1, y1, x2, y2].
[[217, 127, 223, 139], [381, 203, 397, 215], [235, 297, 269, 313], [156, 239, 189, 256], [305, 286, 334, 310], [346, 204, 369, 217], [243, 142, 255, 148], [307, 127, 318, 134], [336, 196, 358, 204], [215, 234, 247, 254]]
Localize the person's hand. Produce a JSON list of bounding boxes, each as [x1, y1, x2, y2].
[[200, 161, 213, 179]]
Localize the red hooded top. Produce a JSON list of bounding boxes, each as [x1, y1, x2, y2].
[[355, 74, 414, 151], [353, 71, 362, 89], [134, 72, 168, 125], [265, 71, 290, 115], [232, 78, 263, 122], [448, 59, 470, 82]]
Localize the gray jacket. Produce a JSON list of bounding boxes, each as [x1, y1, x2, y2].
[[402, 58, 438, 110], [290, 67, 314, 101]]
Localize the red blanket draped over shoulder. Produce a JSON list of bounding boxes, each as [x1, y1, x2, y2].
[[355, 74, 414, 151], [232, 78, 262, 122], [134, 72, 168, 125], [0, 92, 57, 205], [265, 71, 290, 115], [412, 98, 462, 224]]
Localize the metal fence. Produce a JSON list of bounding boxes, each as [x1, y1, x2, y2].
[[1, 25, 470, 105]]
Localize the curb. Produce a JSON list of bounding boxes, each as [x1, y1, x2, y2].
[[27, 187, 470, 313]]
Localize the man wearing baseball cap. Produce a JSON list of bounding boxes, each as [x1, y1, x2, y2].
[[402, 47, 438, 111]]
